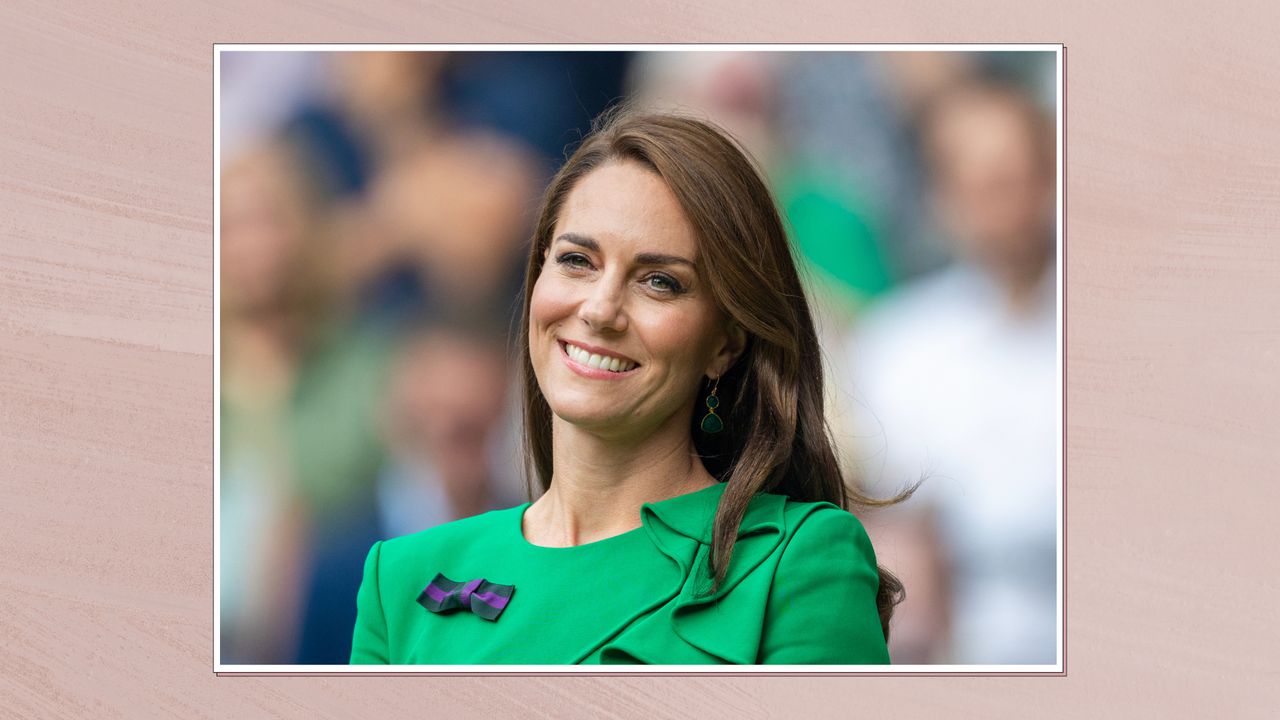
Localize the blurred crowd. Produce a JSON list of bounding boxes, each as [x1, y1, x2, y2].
[[218, 49, 1059, 665]]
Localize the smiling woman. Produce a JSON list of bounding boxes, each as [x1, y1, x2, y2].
[[528, 160, 743, 448], [350, 108, 911, 665]]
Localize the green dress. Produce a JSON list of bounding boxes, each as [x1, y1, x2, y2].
[[349, 482, 889, 664]]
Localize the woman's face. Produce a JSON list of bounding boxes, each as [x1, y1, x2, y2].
[[529, 160, 741, 440]]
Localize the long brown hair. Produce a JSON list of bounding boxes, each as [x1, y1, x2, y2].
[[517, 106, 913, 639]]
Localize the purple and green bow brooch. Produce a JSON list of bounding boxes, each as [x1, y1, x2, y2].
[[417, 573, 515, 621]]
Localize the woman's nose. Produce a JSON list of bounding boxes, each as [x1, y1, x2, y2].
[[577, 280, 628, 333]]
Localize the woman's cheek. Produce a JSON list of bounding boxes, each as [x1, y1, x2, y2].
[[643, 305, 709, 355], [529, 272, 568, 328]]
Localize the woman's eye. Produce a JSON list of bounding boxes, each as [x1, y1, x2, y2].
[[645, 274, 683, 293], [557, 252, 592, 269]]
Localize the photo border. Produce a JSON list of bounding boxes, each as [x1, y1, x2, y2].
[[213, 42, 1066, 676]]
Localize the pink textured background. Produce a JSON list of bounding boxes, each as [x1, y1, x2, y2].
[[2, 2, 1277, 718]]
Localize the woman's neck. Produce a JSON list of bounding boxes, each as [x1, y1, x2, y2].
[[524, 413, 717, 547]]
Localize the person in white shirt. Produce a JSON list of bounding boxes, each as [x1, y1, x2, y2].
[[845, 79, 1058, 664]]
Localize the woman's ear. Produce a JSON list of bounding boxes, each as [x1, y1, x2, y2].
[[708, 320, 748, 378]]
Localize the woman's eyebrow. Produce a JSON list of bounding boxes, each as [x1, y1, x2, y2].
[[554, 232, 695, 269], [634, 252, 695, 269], [554, 233, 599, 251]]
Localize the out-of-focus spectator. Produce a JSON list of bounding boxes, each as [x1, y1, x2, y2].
[[628, 51, 781, 169], [277, 51, 450, 200], [276, 53, 452, 330], [376, 319, 525, 539], [219, 137, 394, 664], [326, 51, 450, 171], [847, 79, 1058, 664], [776, 52, 977, 296], [284, 123, 540, 662], [365, 129, 543, 329], [920, 80, 1056, 313]]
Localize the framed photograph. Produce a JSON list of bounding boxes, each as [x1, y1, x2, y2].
[[215, 44, 1063, 673]]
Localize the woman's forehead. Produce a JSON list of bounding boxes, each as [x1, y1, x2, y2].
[[554, 161, 699, 258]]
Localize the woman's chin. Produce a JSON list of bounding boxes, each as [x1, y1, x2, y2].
[[550, 405, 630, 431], [548, 396, 660, 436]]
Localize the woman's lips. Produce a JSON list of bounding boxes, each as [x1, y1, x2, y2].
[[559, 338, 639, 366], [558, 340, 641, 379]]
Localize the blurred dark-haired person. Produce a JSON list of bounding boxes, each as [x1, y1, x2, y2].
[[350, 109, 913, 665], [846, 80, 1058, 664]]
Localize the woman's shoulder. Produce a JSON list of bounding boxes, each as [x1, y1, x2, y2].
[[601, 487, 884, 664], [766, 493, 879, 572], [766, 493, 873, 545], [643, 483, 870, 551], [378, 504, 526, 566]]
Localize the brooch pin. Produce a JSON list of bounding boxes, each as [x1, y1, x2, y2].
[[417, 573, 515, 621]]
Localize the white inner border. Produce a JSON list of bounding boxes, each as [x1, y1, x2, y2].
[[214, 42, 1066, 675]]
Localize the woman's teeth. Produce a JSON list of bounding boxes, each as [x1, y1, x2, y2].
[[564, 343, 636, 373]]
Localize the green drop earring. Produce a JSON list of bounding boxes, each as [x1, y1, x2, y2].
[[700, 376, 724, 433]]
